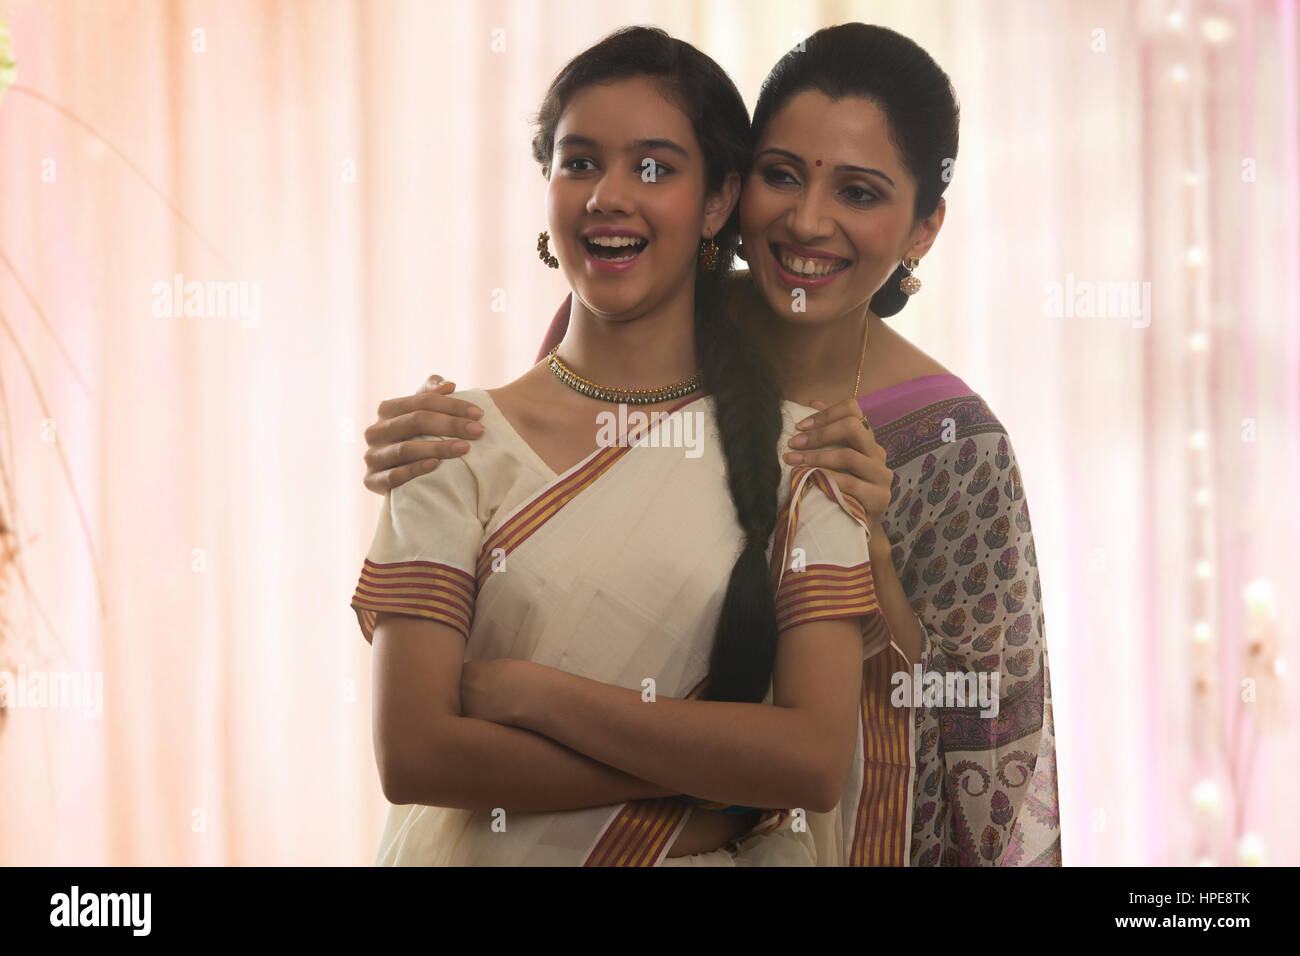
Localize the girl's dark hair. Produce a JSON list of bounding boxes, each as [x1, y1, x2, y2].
[[751, 23, 960, 317], [532, 26, 784, 704]]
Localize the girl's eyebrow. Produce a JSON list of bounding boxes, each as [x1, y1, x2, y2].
[[755, 147, 895, 187], [556, 134, 690, 159]]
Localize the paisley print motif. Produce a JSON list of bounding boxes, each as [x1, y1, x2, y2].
[[866, 383, 1061, 867]]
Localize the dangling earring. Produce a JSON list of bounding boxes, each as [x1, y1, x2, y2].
[[699, 236, 719, 273], [899, 256, 921, 295], [537, 231, 559, 269]]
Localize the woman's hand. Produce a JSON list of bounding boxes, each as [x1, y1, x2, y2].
[[783, 397, 894, 541], [362, 375, 485, 494], [459, 658, 536, 727]]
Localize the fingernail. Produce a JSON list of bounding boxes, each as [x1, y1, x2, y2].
[[465, 422, 484, 437], [466, 405, 483, 419], [788, 434, 806, 448], [451, 441, 470, 453], [784, 452, 804, 464], [796, 417, 813, 429]]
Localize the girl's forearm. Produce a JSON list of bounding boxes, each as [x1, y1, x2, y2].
[[868, 536, 923, 667], [515, 669, 834, 812], [396, 715, 677, 811]]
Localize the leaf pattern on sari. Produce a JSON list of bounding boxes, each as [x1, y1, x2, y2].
[[872, 391, 1060, 866]]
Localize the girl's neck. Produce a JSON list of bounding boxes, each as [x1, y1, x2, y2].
[[557, 283, 700, 390]]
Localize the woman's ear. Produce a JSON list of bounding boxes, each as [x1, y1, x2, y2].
[[703, 171, 742, 238], [905, 197, 946, 260]]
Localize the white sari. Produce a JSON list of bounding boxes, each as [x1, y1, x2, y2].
[[350, 388, 898, 865]]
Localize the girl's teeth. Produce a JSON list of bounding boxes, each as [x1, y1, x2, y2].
[[588, 236, 644, 248]]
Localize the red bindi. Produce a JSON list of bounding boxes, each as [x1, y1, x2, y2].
[[815, 159, 823, 166]]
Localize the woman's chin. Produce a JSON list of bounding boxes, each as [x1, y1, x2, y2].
[[749, 271, 849, 326]]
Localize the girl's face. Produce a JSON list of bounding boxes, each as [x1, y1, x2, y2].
[[546, 76, 735, 321], [739, 90, 944, 326]]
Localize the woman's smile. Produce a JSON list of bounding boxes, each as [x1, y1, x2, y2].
[[768, 240, 852, 288]]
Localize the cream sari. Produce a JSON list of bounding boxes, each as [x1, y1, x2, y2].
[[350, 387, 894, 865]]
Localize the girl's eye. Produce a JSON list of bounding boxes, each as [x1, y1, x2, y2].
[[563, 157, 597, 172], [641, 159, 672, 180], [843, 186, 878, 205]]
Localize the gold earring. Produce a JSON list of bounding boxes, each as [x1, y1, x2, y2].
[[537, 231, 559, 269], [900, 256, 921, 295], [699, 236, 719, 273]]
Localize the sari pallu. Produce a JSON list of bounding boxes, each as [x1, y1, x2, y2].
[[861, 375, 1062, 866], [529, 298, 914, 867], [350, 388, 882, 865]]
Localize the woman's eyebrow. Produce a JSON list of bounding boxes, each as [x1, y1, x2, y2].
[[555, 134, 689, 158], [756, 147, 895, 187]]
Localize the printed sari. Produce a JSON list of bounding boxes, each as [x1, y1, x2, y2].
[[861, 375, 1062, 866], [349, 387, 886, 865]]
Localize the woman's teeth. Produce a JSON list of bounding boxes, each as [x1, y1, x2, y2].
[[777, 249, 849, 277], [586, 236, 647, 261]]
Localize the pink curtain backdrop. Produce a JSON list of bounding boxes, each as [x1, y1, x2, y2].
[[1, 0, 1296, 865]]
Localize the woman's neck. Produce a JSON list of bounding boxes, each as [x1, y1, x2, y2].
[[557, 284, 700, 390], [746, 284, 879, 405]]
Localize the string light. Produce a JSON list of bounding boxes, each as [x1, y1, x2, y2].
[[1201, 17, 1234, 44], [1236, 833, 1265, 866], [1192, 779, 1220, 813]]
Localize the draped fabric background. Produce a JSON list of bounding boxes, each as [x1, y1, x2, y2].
[[0, 0, 1296, 865]]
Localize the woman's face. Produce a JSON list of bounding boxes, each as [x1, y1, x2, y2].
[[739, 90, 944, 326], [546, 76, 734, 321]]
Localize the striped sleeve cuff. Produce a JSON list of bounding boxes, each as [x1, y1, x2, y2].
[[350, 558, 475, 643], [775, 561, 879, 632]]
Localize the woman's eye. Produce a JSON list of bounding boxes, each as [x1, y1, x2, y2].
[[763, 167, 798, 187], [843, 186, 877, 205], [563, 157, 596, 172]]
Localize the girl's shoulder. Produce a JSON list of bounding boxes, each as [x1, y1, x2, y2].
[[439, 387, 555, 486]]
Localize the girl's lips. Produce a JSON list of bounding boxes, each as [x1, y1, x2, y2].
[[768, 243, 850, 290], [583, 240, 647, 274]]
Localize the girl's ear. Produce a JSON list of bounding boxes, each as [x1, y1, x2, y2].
[[703, 172, 742, 237]]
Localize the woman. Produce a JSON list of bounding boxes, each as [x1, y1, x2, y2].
[[363, 24, 1061, 866], [351, 26, 886, 866]]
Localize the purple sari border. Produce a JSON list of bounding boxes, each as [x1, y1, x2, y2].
[[857, 374, 975, 431]]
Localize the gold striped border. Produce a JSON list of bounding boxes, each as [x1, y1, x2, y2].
[[849, 649, 912, 866], [476, 392, 710, 587], [583, 798, 689, 867], [775, 562, 879, 631], [350, 557, 476, 642]]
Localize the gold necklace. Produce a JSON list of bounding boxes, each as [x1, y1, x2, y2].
[[852, 319, 870, 398], [546, 345, 703, 405]]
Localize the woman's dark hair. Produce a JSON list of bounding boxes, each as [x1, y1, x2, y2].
[[751, 23, 960, 317], [532, 26, 784, 704]]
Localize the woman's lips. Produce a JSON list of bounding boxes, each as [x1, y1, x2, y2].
[[769, 242, 851, 289]]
